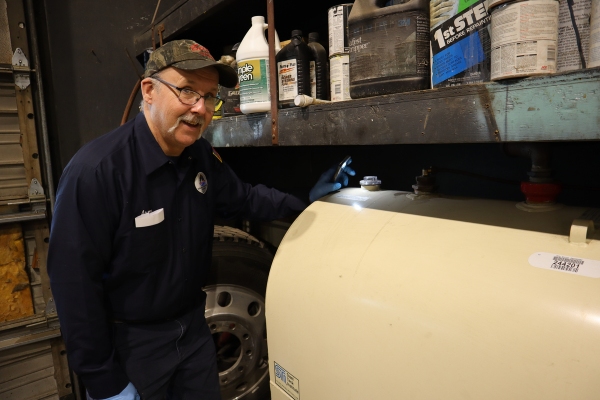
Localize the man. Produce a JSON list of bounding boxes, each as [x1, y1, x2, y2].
[[47, 39, 354, 400]]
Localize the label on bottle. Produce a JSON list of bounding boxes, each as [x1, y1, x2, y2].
[[349, 11, 430, 83], [310, 60, 316, 98], [237, 58, 270, 104], [329, 4, 352, 55], [430, 0, 492, 87], [277, 59, 298, 101], [330, 54, 350, 101]]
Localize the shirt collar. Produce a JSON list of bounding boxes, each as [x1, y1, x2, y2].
[[133, 112, 203, 175], [134, 112, 174, 175]]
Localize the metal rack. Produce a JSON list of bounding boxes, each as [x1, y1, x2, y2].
[[133, 0, 600, 148], [205, 67, 600, 147]]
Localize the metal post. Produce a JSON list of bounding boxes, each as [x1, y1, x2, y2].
[[267, 0, 278, 145], [25, 0, 56, 216]]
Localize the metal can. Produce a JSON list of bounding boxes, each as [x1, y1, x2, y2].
[[430, 0, 492, 87], [491, 0, 559, 80], [330, 53, 351, 101], [591, 0, 600, 67], [328, 4, 353, 56], [557, 0, 592, 71]]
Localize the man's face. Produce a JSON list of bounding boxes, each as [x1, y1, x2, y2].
[[142, 66, 219, 156]]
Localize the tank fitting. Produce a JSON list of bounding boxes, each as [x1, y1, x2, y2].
[[503, 143, 561, 203], [360, 176, 381, 191], [412, 168, 435, 194]]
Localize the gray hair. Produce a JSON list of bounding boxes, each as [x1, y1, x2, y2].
[[139, 72, 163, 113]]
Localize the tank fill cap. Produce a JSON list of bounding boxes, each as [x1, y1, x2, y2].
[[360, 176, 381, 191]]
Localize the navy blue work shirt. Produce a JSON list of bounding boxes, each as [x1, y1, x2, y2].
[[47, 112, 307, 398]]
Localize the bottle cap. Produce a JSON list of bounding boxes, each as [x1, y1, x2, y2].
[[291, 30, 303, 38], [308, 32, 320, 42]]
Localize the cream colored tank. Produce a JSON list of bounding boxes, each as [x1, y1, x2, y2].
[[266, 188, 600, 400]]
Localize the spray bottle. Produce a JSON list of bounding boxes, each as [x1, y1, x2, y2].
[[236, 16, 281, 114]]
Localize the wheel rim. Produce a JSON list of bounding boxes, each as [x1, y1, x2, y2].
[[204, 284, 269, 399]]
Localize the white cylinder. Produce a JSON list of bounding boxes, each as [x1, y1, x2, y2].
[[491, 0, 559, 80], [589, 0, 600, 67], [267, 188, 600, 400]]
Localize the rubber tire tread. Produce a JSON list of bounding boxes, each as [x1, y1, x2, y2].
[[208, 226, 274, 298]]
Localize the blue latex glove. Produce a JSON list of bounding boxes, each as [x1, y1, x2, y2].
[[87, 382, 140, 400], [309, 157, 356, 202]]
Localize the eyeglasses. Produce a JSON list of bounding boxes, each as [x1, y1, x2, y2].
[[151, 76, 222, 111]]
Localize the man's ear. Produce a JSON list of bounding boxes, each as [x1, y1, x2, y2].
[[141, 78, 155, 104]]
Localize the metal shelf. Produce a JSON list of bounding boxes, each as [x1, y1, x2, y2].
[[133, 0, 233, 57], [204, 67, 600, 147]]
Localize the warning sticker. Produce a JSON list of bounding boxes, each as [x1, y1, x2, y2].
[[529, 252, 600, 278], [274, 362, 300, 400]]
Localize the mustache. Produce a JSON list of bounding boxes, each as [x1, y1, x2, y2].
[[180, 114, 202, 125], [167, 114, 203, 134]]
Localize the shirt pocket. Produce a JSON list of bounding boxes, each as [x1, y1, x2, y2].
[[127, 219, 169, 273]]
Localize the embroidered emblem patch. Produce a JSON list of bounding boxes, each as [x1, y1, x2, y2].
[[189, 43, 214, 60], [195, 172, 208, 194]]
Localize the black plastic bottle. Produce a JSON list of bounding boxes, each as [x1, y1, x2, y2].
[[307, 32, 330, 100], [276, 30, 312, 108]]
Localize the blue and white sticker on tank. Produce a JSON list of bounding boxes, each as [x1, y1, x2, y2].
[[529, 252, 600, 278], [274, 362, 300, 400]]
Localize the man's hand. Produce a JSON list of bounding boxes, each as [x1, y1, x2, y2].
[[88, 382, 140, 400], [309, 157, 356, 202]]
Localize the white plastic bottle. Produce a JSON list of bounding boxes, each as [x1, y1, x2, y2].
[[236, 16, 281, 114]]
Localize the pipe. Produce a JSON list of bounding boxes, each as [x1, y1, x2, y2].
[[121, 78, 141, 125], [25, 0, 56, 217], [503, 143, 553, 183], [267, 0, 278, 145]]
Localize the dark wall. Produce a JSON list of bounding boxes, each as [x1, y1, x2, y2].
[[217, 143, 600, 208], [36, 0, 176, 173]]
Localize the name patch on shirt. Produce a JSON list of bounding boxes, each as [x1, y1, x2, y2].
[[135, 208, 164, 228], [195, 172, 208, 194]]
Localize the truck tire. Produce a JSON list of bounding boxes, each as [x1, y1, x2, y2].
[[205, 226, 273, 400]]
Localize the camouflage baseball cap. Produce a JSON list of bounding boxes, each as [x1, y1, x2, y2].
[[144, 39, 238, 88]]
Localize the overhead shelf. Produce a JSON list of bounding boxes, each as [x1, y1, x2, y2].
[[133, 0, 234, 57], [204, 67, 600, 147]]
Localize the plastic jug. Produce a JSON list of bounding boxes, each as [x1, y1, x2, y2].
[[276, 30, 313, 108], [236, 16, 281, 114], [348, 0, 430, 99], [308, 32, 330, 100]]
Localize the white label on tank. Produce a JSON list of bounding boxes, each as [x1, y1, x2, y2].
[[529, 252, 600, 278], [274, 362, 300, 400], [278, 60, 298, 101]]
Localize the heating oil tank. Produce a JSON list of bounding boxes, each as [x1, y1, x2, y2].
[[266, 188, 600, 400]]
